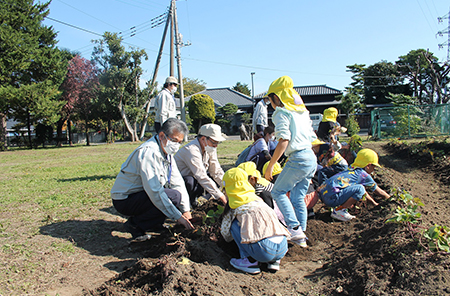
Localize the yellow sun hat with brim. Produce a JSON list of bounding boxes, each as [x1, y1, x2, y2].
[[262, 161, 283, 177], [322, 107, 338, 122], [223, 168, 258, 209], [311, 138, 325, 146], [237, 161, 271, 187], [267, 76, 306, 112], [351, 148, 381, 168]]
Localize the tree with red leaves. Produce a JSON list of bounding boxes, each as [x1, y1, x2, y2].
[[60, 55, 99, 146]]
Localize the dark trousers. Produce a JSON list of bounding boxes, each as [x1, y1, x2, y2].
[[183, 175, 208, 206], [113, 189, 181, 232], [154, 122, 161, 134], [256, 125, 265, 134]]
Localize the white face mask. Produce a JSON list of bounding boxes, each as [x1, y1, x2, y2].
[[171, 86, 177, 94], [265, 100, 270, 105], [271, 136, 276, 141], [205, 145, 216, 154], [164, 138, 180, 155]]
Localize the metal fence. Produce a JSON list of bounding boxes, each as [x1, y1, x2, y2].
[[370, 104, 450, 139]]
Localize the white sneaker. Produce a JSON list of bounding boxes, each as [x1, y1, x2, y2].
[[331, 209, 355, 222], [267, 260, 281, 271], [292, 237, 308, 248], [288, 226, 306, 241]]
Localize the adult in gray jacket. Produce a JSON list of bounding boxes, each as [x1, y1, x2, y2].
[[175, 124, 227, 206], [111, 118, 193, 241]]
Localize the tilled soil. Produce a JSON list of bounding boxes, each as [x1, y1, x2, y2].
[[48, 140, 450, 295]]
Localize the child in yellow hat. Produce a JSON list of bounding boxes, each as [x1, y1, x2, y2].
[[264, 76, 317, 246], [316, 149, 390, 221], [220, 168, 291, 274]]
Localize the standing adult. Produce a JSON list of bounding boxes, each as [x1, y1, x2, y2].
[[111, 118, 193, 241], [174, 123, 228, 206], [154, 76, 179, 133], [252, 97, 270, 134]]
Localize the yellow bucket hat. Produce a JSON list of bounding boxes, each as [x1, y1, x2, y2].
[[311, 138, 325, 146], [237, 161, 271, 187], [267, 76, 306, 112], [352, 148, 381, 168], [322, 107, 338, 122], [262, 161, 283, 177], [223, 168, 258, 209]]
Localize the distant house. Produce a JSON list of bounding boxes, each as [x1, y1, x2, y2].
[[185, 87, 254, 112], [148, 87, 254, 133], [255, 84, 343, 115]]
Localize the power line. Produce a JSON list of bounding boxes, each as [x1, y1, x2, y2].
[[415, 0, 437, 35], [46, 16, 104, 37]]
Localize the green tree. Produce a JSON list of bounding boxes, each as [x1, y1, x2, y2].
[[187, 94, 215, 133], [396, 49, 433, 104], [0, 0, 68, 149], [92, 32, 149, 142], [232, 82, 251, 96], [217, 103, 238, 134], [175, 77, 206, 97], [364, 60, 411, 105]]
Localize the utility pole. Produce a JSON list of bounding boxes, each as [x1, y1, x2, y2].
[[139, 3, 172, 139], [173, 0, 185, 123], [437, 8, 450, 62], [170, 9, 175, 76]]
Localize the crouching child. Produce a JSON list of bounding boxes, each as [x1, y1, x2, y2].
[[317, 148, 390, 222], [220, 168, 291, 274]]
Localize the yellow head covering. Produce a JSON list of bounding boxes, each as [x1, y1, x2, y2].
[[322, 107, 338, 122], [223, 168, 258, 209], [262, 161, 283, 177], [237, 161, 271, 187], [267, 76, 306, 112], [311, 138, 326, 146], [352, 148, 381, 168]]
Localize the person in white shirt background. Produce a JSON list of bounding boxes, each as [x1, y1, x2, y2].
[[154, 76, 178, 133], [252, 97, 270, 135]]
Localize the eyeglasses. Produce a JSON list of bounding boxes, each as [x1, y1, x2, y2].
[[207, 137, 219, 147], [164, 133, 184, 144]]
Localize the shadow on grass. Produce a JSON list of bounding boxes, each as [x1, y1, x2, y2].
[[57, 174, 117, 182], [39, 218, 146, 272]]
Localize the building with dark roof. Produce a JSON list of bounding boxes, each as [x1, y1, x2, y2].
[[185, 87, 254, 111], [255, 84, 342, 115]]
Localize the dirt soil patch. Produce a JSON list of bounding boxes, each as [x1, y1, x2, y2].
[[41, 140, 450, 295]]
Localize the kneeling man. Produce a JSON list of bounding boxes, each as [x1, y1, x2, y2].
[[111, 118, 193, 241], [175, 124, 227, 206]]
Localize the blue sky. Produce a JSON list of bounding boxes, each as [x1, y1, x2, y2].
[[42, 0, 450, 96]]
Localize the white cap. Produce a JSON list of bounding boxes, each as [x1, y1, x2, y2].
[[199, 124, 227, 142], [165, 76, 179, 85]]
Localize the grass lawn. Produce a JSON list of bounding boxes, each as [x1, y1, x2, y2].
[[0, 139, 251, 294]]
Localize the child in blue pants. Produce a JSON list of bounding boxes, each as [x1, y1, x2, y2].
[[264, 76, 317, 247], [221, 168, 290, 274], [317, 149, 390, 221]]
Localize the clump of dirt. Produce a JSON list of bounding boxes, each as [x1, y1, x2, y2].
[[85, 140, 450, 296]]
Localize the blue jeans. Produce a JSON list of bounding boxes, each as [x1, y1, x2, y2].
[[272, 149, 316, 231], [230, 220, 287, 263], [320, 184, 365, 207]]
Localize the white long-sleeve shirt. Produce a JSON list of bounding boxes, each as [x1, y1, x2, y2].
[[272, 107, 316, 156], [154, 88, 177, 124], [174, 138, 224, 200], [111, 136, 190, 221], [252, 100, 268, 132]]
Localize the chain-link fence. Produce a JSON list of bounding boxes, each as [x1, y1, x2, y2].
[[370, 104, 450, 139]]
